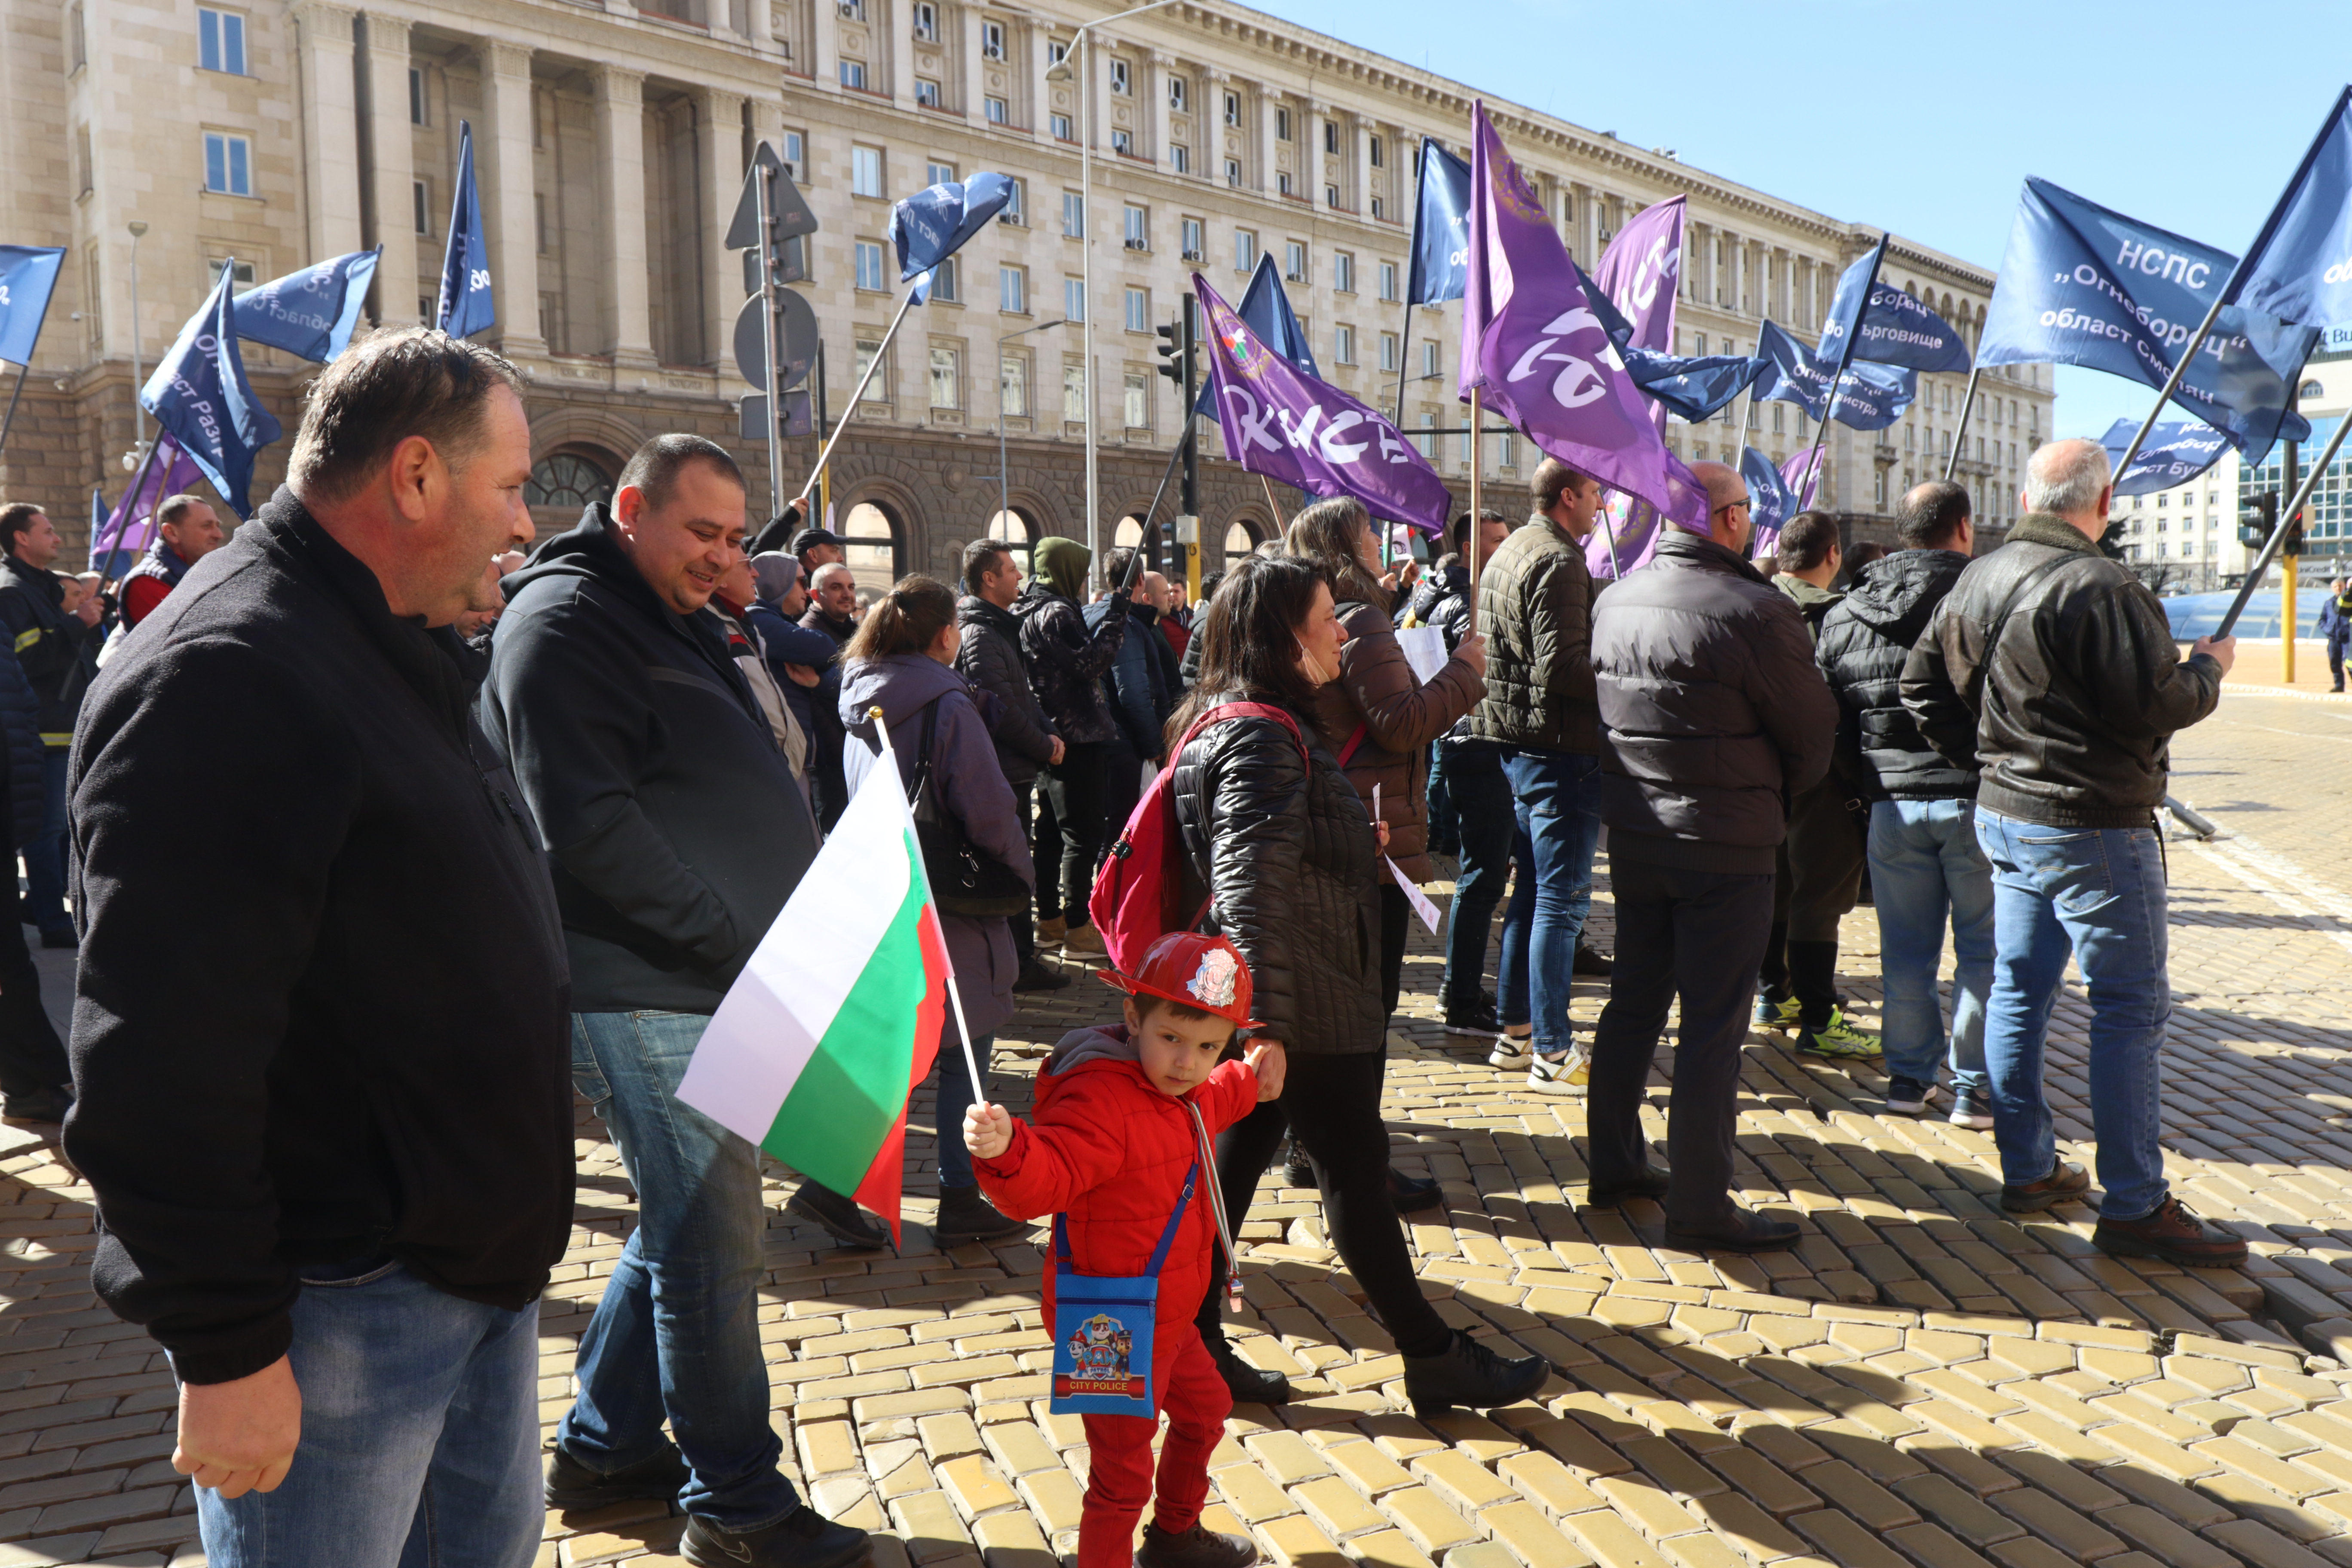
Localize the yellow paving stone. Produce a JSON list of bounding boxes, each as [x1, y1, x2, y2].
[[1980, 1337, 2073, 1380], [1565, 1508, 1675, 1568], [936, 1454, 1020, 1519], [1411, 1449, 1517, 1516], [1378, 1485, 1482, 1555], [981, 1421, 1062, 1478], [1685, 1490, 1811, 1564], [1246, 1430, 1337, 1486], [1485, 1500, 1597, 1568], [1326, 1438, 1417, 1498], [1257, 1513, 1350, 1568], [1590, 1475, 1704, 1541], [1348, 1529, 1441, 1568], [970, 1508, 1053, 1568], [1015, 1467, 1086, 1535], [2090, 1422, 2222, 1481]]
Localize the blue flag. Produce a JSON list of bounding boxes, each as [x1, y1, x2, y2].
[[1754, 321, 1914, 431], [2225, 86, 2352, 331], [1406, 137, 1472, 306], [1816, 236, 1889, 370], [1194, 253, 1318, 416], [236, 249, 380, 362], [892, 173, 1014, 303], [1579, 266, 1763, 422], [2098, 417, 2230, 497], [1979, 177, 2313, 464], [437, 122, 493, 337], [1744, 445, 1801, 542], [1850, 280, 1971, 374], [0, 246, 65, 365], [141, 261, 283, 516]]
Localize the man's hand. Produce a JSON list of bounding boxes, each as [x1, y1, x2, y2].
[[1453, 632, 1487, 677], [965, 1102, 1013, 1161], [1244, 1040, 1287, 1101], [1048, 735, 1066, 766], [74, 595, 103, 628], [784, 662, 821, 689], [174, 1355, 301, 1499], [2193, 634, 2236, 677]]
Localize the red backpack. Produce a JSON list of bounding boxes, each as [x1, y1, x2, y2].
[[1088, 702, 1309, 977]]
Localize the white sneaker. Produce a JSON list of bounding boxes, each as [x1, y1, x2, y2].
[[1527, 1048, 1589, 1096], [1488, 1030, 1532, 1068]]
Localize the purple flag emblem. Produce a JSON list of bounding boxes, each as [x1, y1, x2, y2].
[[1197, 275, 1453, 536], [1592, 196, 1684, 435]]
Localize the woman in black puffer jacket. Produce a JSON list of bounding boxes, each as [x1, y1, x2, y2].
[[1170, 554, 1543, 1418]]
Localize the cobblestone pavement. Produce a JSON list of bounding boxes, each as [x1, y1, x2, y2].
[[15, 688, 2352, 1566]]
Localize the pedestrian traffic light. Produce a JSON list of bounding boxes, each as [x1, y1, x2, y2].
[[2240, 490, 2278, 550], [1155, 319, 1188, 389]]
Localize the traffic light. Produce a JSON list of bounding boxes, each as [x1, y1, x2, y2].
[[1155, 318, 1188, 389], [2239, 489, 2278, 550]]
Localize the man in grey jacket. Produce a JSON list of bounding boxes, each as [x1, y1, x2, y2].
[[956, 539, 1066, 991], [1585, 461, 1835, 1253]]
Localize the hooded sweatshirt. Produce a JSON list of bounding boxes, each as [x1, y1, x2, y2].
[[1814, 549, 1976, 801], [481, 504, 820, 1013], [976, 1022, 1257, 1326], [840, 652, 1034, 1044], [1014, 539, 1127, 746]]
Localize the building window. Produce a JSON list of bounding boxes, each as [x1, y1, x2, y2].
[[1109, 58, 1130, 95], [1276, 107, 1291, 141], [1000, 355, 1028, 417], [408, 66, 427, 125], [1112, 128, 1133, 156], [851, 145, 884, 197], [203, 132, 252, 196], [1000, 178, 1025, 225], [1378, 260, 1397, 302], [412, 178, 432, 236], [1223, 91, 1241, 126], [1170, 144, 1189, 175], [927, 160, 956, 187], [1000, 264, 1026, 313], [1225, 158, 1241, 187], [854, 240, 887, 291], [781, 130, 805, 182], [74, 126, 91, 197], [1124, 371, 1149, 428], [1369, 134, 1384, 167], [66, 2, 85, 71], [1378, 331, 1397, 372], [1334, 325, 1354, 365], [198, 7, 246, 75], [1047, 40, 1067, 66], [1284, 241, 1306, 282], [1235, 230, 1256, 273], [535, 192, 548, 253], [911, 1, 938, 40], [526, 452, 614, 511], [1323, 122, 1338, 155], [1125, 286, 1148, 332], [1168, 76, 1188, 112], [1064, 276, 1085, 322], [1498, 432, 1516, 469], [915, 79, 941, 108], [839, 60, 867, 89], [1369, 196, 1384, 221], [1124, 205, 1147, 249], [1062, 190, 1084, 237], [208, 258, 256, 287], [1063, 363, 1085, 421], [981, 19, 1006, 58], [1334, 252, 1354, 293], [1416, 413, 1436, 458], [930, 346, 960, 409], [930, 257, 959, 302], [1325, 184, 1340, 209], [1051, 112, 1073, 141], [856, 340, 889, 401], [1277, 172, 1292, 196], [1181, 217, 1204, 261], [839, 0, 864, 15], [1420, 340, 1438, 378], [985, 96, 1008, 124]]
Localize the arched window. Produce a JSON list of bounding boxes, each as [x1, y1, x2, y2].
[[526, 451, 614, 512], [1114, 514, 1147, 548], [1222, 518, 1261, 557], [839, 501, 904, 598], [2303, 379, 2327, 400], [985, 509, 1035, 571]]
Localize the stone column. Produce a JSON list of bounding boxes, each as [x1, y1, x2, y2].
[[590, 63, 655, 368], [813, 0, 840, 89], [700, 87, 746, 374], [747, 0, 772, 52], [1304, 101, 1325, 207], [478, 38, 542, 354], [1200, 65, 1228, 185], [1353, 116, 1373, 214], [1149, 51, 1174, 172], [889, 0, 914, 106], [359, 11, 417, 325], [1029, 27, 1054, 137], [1257, 88, 1279, 194], [293, 2, 364, 259], [1091, 36, 1114, 155], [961, 7, 984, 124]]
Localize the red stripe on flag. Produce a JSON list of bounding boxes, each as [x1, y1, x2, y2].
[[851, 899, 952, 1246]]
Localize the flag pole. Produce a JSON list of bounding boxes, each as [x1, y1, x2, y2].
[[794, 286, 922, 508], [2215, 409, 2352, 640], [1391, 302, 1415, 431], [1466, 385, 1483, 633], [2107, 294, 2229, 498], [867, 706, 989, 1110], [96, 435, 166, 598], [0, 363, 31, 462], [1258, 474, 1286, 531], [1943, 361, 1985, 483]]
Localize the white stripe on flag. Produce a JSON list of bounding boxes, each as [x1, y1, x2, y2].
[[675, 764, 915, 1144]]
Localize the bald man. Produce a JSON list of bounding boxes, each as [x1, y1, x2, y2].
[[1902, 437, 2240, 1267], [1582, 462, 1835, 1252]]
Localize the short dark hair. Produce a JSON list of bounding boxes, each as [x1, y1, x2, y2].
[[155, 494, 208, 531], [1896, 480, 1972, 549], [961, 539, 1014, 595], [1130, 991, 1218, 1026], [1197, 570, 1225, 603], [1105, 545, 1141, 586], [616, 434, 744, 511], [0, 502, 46, 556], [1776, 511, 1841, 575], [288, 327, 524, 505], [1445, 508, 1504, 557], [1167, 553, 1330, 749], [1534, 456, 1595, 513]]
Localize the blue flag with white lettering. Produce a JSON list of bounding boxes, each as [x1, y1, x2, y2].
[[1580, 266, 1763, 422], [1850, 280, 1971, 375], [2098, 418, 2230, 497], [0, 246, 65, 365], [893, 173, 1014, 305], [1406, 137, 1472, 307], [1194, 253, 1318, 416], [236, 248, 380, 362], [1743, 445, 1801, 543], [142, 262, 283, 516], [1979, 176, 2313, 464], [1755, 321, 1914, 431], [1816, 236, 1889, 371], [2225, 87, 2352, 331], [437, 122, 494, 337]]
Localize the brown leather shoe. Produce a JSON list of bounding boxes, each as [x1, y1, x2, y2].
[[2000, 1159, 2090, 1213], [2094, 1197, 2249, 1268]]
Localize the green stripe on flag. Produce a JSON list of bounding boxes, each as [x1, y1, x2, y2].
[[760, 864, 933, 1192]]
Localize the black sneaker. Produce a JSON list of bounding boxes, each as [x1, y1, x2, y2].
[[1442, 992, 1501, 1036], [546, 1441, 689, 1512], [1208, 1341, 1292, 1406], [785, 1183, 891, 1249], [1012, 961, 1071, 993], [0, 1085, 72, 1124], [1883, 1075, 1936, 1115], [1387, 1168, 1444, 1214], [933, 1185, 1027, 1247], [1283, 1140, 1315, 1189], [683, 1505, 870, 1568], [1402, 1327, 1547, 1416], [1948, 1087, 1995, 1130], [1136, 1520, 1259, 1568], [1663, 1209, 1803, 1254], [1572, 942, 1613, 977]]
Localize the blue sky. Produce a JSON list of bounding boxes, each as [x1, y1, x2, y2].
[[1254, 0, 2349, 440]]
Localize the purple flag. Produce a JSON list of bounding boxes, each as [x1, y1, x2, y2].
[[1592, 196, 1684, 436], [1196, 274, 1453, 536], [1458, 104, 1706, 536], [91, 435, 205, 571]]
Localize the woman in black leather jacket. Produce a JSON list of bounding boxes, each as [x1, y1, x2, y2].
[[1170, 554, 1544, 1418]]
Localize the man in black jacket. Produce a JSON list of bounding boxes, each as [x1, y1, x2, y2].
[[1087, 548, 1171, 866], [1902, 438, 2242, 1268], [0, 502, 98, 947], [67, 330, 574, 1563], [1817, 482, 1993, 1127], [482, 436, 866, 1568], [956, 539, 1066, 991], [1585, 461, 1834, 1252], [0, 634, 66, 1122]]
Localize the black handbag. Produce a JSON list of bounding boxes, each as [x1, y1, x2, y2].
[[906, 695, 1031, 919]]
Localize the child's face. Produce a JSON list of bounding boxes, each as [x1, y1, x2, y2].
[[1124, 998, 1231, 1097]]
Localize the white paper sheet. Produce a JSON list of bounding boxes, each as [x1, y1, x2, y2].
[[1395, 625, 1449, 688]]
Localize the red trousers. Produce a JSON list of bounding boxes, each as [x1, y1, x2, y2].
[[1077, 1321, 1232, 1568]]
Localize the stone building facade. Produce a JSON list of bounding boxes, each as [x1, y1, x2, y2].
[[0, 0, 2050, 585]]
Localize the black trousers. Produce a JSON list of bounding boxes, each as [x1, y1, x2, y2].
[[1008, 779, 1036, 966], [1034, 741, 1109, 922], [0, 903, 67, 1099], [1586, 857, 1775, 1231], [1194, 1050, 1451, 1359], [1097, 744, 1146, 877], [1758, 780, 1865, 1028], [1378, 882, 1411, 1020]]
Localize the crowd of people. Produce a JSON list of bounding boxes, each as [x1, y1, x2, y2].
[[1, 325, 2252, 1568]]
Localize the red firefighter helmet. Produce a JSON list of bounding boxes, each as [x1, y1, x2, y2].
[[1098, 931, 1263, 1030]]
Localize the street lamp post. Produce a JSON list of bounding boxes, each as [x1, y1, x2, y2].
[[126, 221, 148, 457], [1043, 0, 1185, 592], [988, 316, 1066, 531]]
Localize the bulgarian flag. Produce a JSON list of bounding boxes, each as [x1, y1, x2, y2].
[[677, 756, 949, 1243]]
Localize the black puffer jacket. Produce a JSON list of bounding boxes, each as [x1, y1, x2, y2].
[[955, 595, 1057, 788], [0, 646, 40, 848], [1172, 701, 1381, 1056], [1902, 511, 2220, 829], [1815, 550, 1975, 801], [1589, 528, 1837, 874], [1014, 580, 1126, 746], [1467, 518, 1598, 754], [1406, 562, 1474, 652]]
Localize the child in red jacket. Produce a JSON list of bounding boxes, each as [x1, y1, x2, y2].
[[964, 933, 1284, 1568]]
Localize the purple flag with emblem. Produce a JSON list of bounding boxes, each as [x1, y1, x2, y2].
[[1459, 104, 1705, 536], [92, 435, 206, 569], [1592, 196, 1684, 436], [1197, 275, 1453, 536]]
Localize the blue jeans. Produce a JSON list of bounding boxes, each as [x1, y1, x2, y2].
[[1869, 799, 1994, 1093], [197, 1262, 541, 1568], [1498, 749, 1603, 1057], [564, 1011, 799, 1530], [1441, 743, 1514, 1015], [1974, 809, 2170, 1221], [934, 1033, 995, 1189], [24, 747, 68, 933]]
